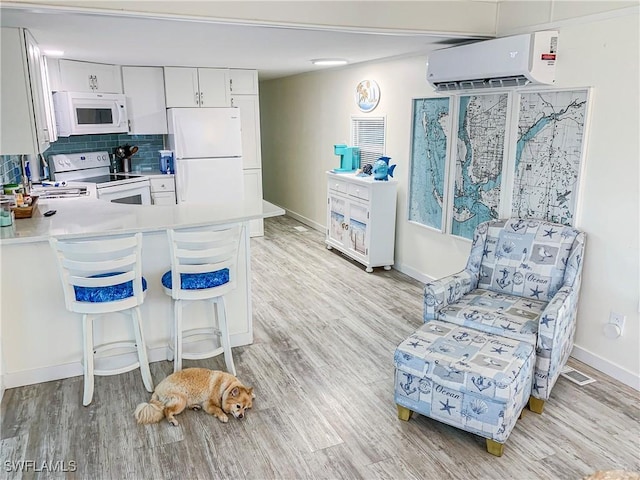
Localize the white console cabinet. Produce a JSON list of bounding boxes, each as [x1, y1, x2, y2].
[[326, 172, 397, 272]]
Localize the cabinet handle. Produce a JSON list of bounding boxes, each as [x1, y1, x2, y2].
[[200, 92, 204, 105], [231, 97, 234, 107], [195, 92, 200, 106], [230, 78, 233, 91]]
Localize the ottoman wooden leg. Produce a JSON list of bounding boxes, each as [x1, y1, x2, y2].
[[518, 408, 524, 420], [397, 405, 413, 421], [486, 439, 505, 457], [528, 396, 545, 414]]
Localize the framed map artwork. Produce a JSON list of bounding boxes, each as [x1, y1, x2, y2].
[[408, 97, 451, 231], [511, 88, 590, 226], [450, 93, 509, 240], [407, 87, 591, 241]]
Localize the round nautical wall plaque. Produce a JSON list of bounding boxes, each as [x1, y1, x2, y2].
[[355, 80, 380, 113]]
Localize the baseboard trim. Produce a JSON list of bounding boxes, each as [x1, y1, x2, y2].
[[394, 263, 435, 284], [283, 208, 325, 233], [570, 345, 639, 391]]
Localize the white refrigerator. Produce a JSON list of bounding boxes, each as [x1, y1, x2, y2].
[[167, 108, 244, 204]]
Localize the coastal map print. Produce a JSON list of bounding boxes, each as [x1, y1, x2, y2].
[[451, 93, 509, 240], [512, 89, 589, 225], [408, 97, 451, 230]]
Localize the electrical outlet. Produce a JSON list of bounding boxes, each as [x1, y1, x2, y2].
[[609, 311, 626, 333]]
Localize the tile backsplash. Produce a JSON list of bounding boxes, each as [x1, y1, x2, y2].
[[45, 134, 166, 172], [0, 155, 24, 186], [1, 134, 166, 186]]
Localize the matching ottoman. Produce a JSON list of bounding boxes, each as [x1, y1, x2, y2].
[[394, 320, 535, 456]]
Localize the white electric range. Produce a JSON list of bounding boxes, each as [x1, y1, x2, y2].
[[49, 151, 151, 205]]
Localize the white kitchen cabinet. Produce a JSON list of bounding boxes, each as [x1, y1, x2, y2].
[[229, 69, 258, 95], [326, 172, 397, 272], [231, 95, 261, 170], [122, 66, 168, 134], [164, 67, 229, 108], [56, 59, 122, 93], [148, 174, 176, 205], [244, 169, 264, 237], [229, 69, 263, 237], [0, 27, 51, 155]]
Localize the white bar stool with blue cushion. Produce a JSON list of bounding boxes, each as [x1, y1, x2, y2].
[[162, 224, 242, 375], [49, 233, 154, 406]]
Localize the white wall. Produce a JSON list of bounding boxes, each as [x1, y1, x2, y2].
[[260, 8, 640, 387]]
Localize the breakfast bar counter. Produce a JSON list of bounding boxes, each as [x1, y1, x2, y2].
[[0, 198, 284, 390]]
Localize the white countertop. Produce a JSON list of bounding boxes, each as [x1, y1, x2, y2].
[[0, 198, 284, 244]]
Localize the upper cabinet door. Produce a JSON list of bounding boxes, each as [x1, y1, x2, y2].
[[122, 66, 168, 134], [164, 67, 199, 108], [59, 59, 122, 93], [23, 30, 50, 152], [229, 69, 258, 95], [197, 68, 230, 107]]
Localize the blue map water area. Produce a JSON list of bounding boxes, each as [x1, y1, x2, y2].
[[409, 98, 450, 230], [452, 96, 503, 240], [515, 116, 552, 170]]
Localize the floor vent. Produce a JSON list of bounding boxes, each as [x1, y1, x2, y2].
[[561, 366, 596, 386], [293, 226, 308, 232]]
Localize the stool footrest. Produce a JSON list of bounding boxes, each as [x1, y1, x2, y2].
[[94, 362, 141, 377], [93, 341, 137, 355], [182, 347, 224, 361]]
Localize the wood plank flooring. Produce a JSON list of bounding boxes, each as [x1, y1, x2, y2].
[[1, 215, 639, 479]]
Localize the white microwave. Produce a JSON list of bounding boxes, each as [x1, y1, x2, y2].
[[52, 91, 129, 137]]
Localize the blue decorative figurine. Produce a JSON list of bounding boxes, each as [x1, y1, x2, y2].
[[372, 156, 396, 181]]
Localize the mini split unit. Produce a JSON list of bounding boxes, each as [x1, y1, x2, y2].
[[427, 31, 559, 91]]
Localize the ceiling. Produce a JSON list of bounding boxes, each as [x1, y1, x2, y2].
[[0, 5, 486, 80]]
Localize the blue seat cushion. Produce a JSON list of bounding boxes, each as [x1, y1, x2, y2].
[[74, 272, 147, 303], [161, 268, 229, 291]]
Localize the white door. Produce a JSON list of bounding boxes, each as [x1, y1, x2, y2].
[[122, 66, 168, 134], [164, 67, 199, 107], [229, 69, 258, 95], [197, 68, 230, 107], [59, 59, 122, 93], [231, 95, 261, 169], [175, 157, 244, 204], [167, 108, 242, 159]]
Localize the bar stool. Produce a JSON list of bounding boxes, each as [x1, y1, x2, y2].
[[49, 233, 154, 406], [162, 224, 242, 375]]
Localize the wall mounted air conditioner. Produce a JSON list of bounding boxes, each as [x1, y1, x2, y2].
[[426, 31, 558, 92]]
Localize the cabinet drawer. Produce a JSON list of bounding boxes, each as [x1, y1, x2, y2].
[[149, 177, 175, 193], [152, 191, 176, 205], [348, 184, 370, 201], [328, 179, 348, 194]]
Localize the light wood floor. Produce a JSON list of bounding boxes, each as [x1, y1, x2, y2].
[[2, 215, 639, 480]]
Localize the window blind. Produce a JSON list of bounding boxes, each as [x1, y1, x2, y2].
[[351, 116, 386, 168]]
